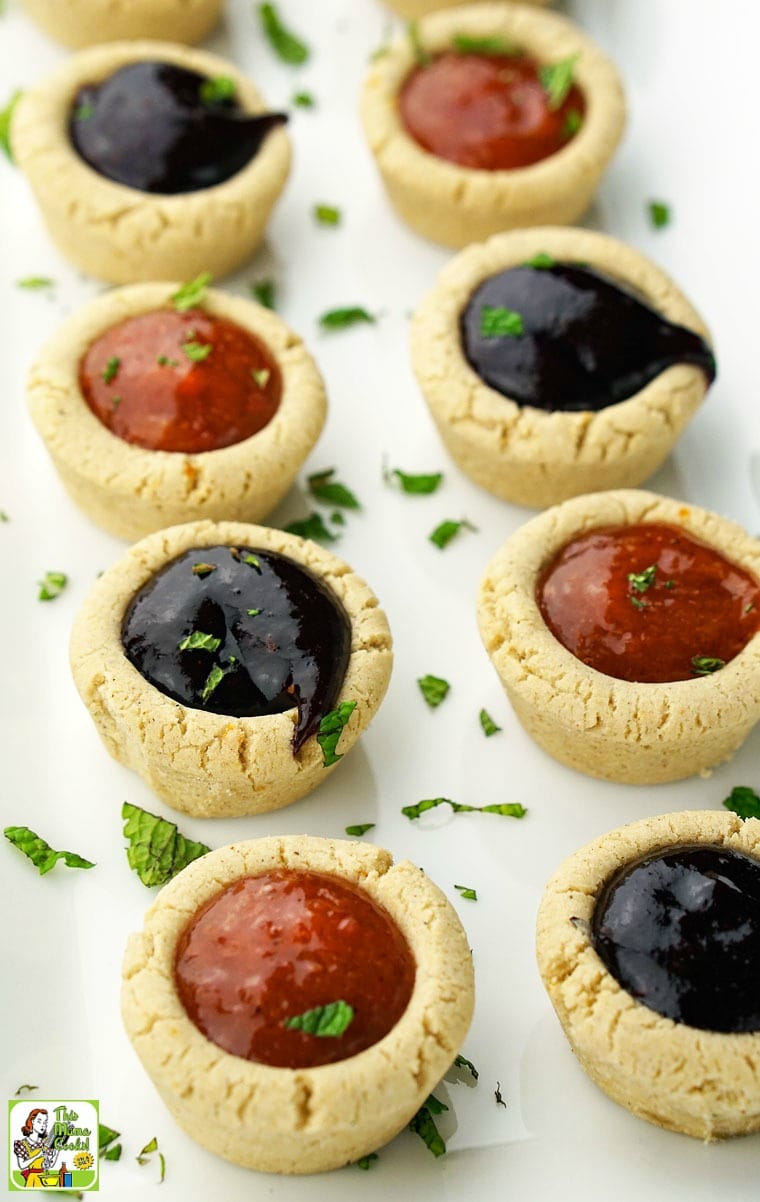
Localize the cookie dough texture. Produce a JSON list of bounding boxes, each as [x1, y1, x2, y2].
[[20, 0, 223, 47], [537, 810, 760, 1140], [122, 835, 475, 1173], [27, 284, 326, 542], [412, 227, 712, 509], [361, 3, 625, 248], [382, 0, 549, 19], [477, 490, 760, 784], [11, 41, 290, 283], [70, 521, 393, 817]]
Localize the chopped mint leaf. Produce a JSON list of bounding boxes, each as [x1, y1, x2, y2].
[[102, 355, 120, 384], [201, 662, 225, 701], [293, 90, 315, 108], [452, 34, 520, 55], [454, 884, 477, 901], [356, 1153, 379, 1170], [246, 608, 262, 617], [0, 89, 22, 161], [258, 2, 309, 64], [480, 305, 524, 338], [628, 564, 657, 593], [345, 823, 375, 837], [252, 368, 270, 387], [136, 1135, 165, 1183], [157, 355, 179, 367], [453, 1054, 479, 1081], [15, 1085, 39, 1096], [244, 553, 261, 570], [182, 339, 212, 363], [386, 467, 443, 495], [73, 103, 94, 120], [495, 1081, 507, 1108], [539, 54, 578, 109], [171, 271, 212, 312], [723, 786, 760, 820], [199, 75, 236, 105], [283, 999, 354, 1036], [122, 801, 210, 888], [4, 825, 94, 875], [99, 1124, 121, 1161], [525, 252, 556, 269], [429, 518, 477, 549], [409, 1096, 446, 1157], [250, 279, 276, 309], [38, 570, 67, 601], [308, 468, 360, 509], [648, 200, 671, 229], [629, 596, 648, 610], [564, 108, 583, 136], [319, 306, 375, 331], [285, 512, 338, 542], [178, 631, 222, 653], [479, 708, 501, 736], [403, 797, 527, 821], [17, 276, 55, 290], [691, 655, 725, 676], [192, 562, 216, 577], [314, 203, 341, 226], [417, 674, 450, 708], [317, 700, 357, 766]]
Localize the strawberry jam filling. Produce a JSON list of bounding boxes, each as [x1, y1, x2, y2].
[[537, 522, 760, 682], [174, 870, 416, 1068]]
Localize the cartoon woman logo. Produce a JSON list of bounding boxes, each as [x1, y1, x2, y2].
[[12, 1109, 61, 1189]]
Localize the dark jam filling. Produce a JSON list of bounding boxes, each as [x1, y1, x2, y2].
[[174, 869, 417, 1068], [79, 308, 282, 453], [70, 61, 287, 194], [399, 51, 585, 170], [537, 522, 760, 683], [592, 845, 760, 1033], [461, 264, 716, 412], [121, 546, 351, 752]]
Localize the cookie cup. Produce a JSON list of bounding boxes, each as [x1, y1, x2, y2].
[[11, 41, 290, 284], [382, 0, 549, 19], [477, 489, 760, 784], [537, 810, 760, 1139], [361, 3, 625, 248], [412, 228, 712, 508], [122, 835, 475, 1173], [20, 0, 223, 48], [70, 521, 393, 818], [27, 283, 326, 542]]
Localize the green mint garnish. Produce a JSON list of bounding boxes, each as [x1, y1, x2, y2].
[[319, 306, 375, 331], [564, 108, 583, 136], [691, 655, 725, 676], [452, 34, 520, 55], [157, 355, 179, 367], [283, 999, 354, 1036], [723, 786, 760, 820], [293, 90, 315, 108], [317, 700, 357, 767], [4, 825, 94, 875], [409, 1095, 447, 1157], [386, 467, 443, 495], [192, 562, 216, 577], [648, 200, 671, 229], [629, 596, 648, 610], [199, 75, 236, 105], [539, 54, 578, 109], [480, 305, 524, 338], [38, 571, 67, 601], [122, 802, 210, 888], [454, 884, 477, 901], [201, 663, 226, 702], [314, 203, 341, 226], [479, 708, 501, 736], [136, 1136, 165, 1183], [407, 20, 431, 66], [99, 1124, 122, 1161], [356, 1153, 379, 1170], [246, 608, 262, 617], [15, 1086, 39, 1096], [73, 103, 94, 121], [417, 674, 450, 708], [182, 340, 212, 363], [0, 89, 22, 161], [170, 271, 212, 312], [628, 564, 657, 593], [102, 355, 120, 384], [403, 797, 527, 821], [453, 1054, 479, 1081], [252, 368, 270, 387], [308, 467, 360, 509], [429, 518, 477, 549], [250, 279, 276, 309], [258, 2, 310, 64], [17, 276, 55, 290], [495, 1082, 507, 1108], [524, 252, 556, 269], [178, 631, 222, 653], [345, 823, 375, 837], [285, 512, 338, 542]]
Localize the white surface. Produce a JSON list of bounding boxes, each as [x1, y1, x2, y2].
[[1, 1, 760, 1198]]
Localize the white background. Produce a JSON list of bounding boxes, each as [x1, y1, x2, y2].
[[2, 1, 760, 1198]]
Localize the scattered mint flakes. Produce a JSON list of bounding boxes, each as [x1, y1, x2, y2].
[[525, 251, 555, 269], [99, 1124, 122, 1161], [247, 607, 262, 617], [417, 674, 450, 708], [409, 1095, 447, 1157], [386, 466, 443, 495], [101, 355, 120, 384], [307, 468, 360, 509], [564, 108, 583, 136], [495, 1082, 507, 1108], [171, 271, 212, 312], [317, 700, 357, 766], [407, 20, 431, 66], [403, 797, 527, 821], [4, 826, 95, 875], [136, 1136, 165, 1184], [345, 823, 375, 837], [182, 339, 212, 363], [455, 884, 477, 901], [201, 662, 226, 702], [285, 512, 338, 542], [314, 202, 341, 226], [250, 278, 276, 309], [479, 708, 501, 737], [356, 1153, 379, 1170], [628, 564, 657, 593], [453, 1054, 479, 1081], [122, 801, 210, 888], [0, 89, 22, 161], [252, 368, 270, 388], [73, 102, 94, 121], [452, 33, 520, 56], [38, 570, 67, 601], [258, 2, 309, 65], [319, 306, 375, 331], [178, 631, 222, 653], [648, 200, 671, 229], [429, 518, 477, 549], [283, 999, 354, 1036], [199, 75, 236, 105], [723, 786, 760, 820], [17, 276, 55, 290], [480, 305, 524, 338], [157, 355, 179, 367], [691, 655, 725, 676], [293, 90, 315, 108], [539, 54, 578, 109]]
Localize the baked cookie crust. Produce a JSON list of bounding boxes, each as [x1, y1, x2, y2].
[[27, 283, 326, 542], [537, 810, 760, 1140], [122, 835, 475, 1173], [381, 0, 549, 19], [361, 3, 625, 248], [11, 41, 290, 284], [477, 489, 760, 784], [70, 520, 393, 818], [20, 0, 223, 48], [411, 227, 712, 509]]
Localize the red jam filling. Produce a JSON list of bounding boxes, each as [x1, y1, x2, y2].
[[174, 870, 417, 1068], [79, 308, 281, 454], [537, 522, 760, 683], [399, 52, 585, 171]]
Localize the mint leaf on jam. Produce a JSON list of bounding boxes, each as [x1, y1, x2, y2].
[[628, 564, 657, 593], [252, 368, 270, 387], [564, 108, 583, 136], [243, 553, 261, 570], [38, 570, 67, 601], [417, 674, 450, 708], [454, 884, 477, 901], [429, 517, 477, 549], [314, 203, 341, 226], [407, 20, 432, 66], [648, 200, 671, 229], [201, 662, 225, 701], [723, 786, 760, 820], [453, 1054, 479, 1081], [293, 91, 315, 108], [178, 631, 222, 653], [285, 512, 338, 542], [691, 655, 725, 676], [17, 276, 55, 290], [192, 562, 216, 577], [0, 89, 22, 161], [101, 355, 120, 384], [539, 54, 579, 110], [122, 802, 210, 888], [182, 339, 212, 362], [479, 708, 501, 736], [345, 823, 375, 837], [480, 305, 524, 338], [99, 1124, 122, 1161], [452, 33, 520, 56], [386, 466, 443, 495], [136, 1136, 165, 1184], [157, 355, 179, 367], [250, 278, 276, 309], [409, 1096, 447, 1157], [629, 596, 647, 611], [171, 271, 212, 312], [247, 607, 262, 617], [258, 3, 309, 65], [356, 1153, 379, 1170], [4, 825, 95, 875], [283, 999, 354, 1036], [319, 306, 376, 331], [308, 468, 360, 510], [524, 252, 555, 269], [199, 75, 236, 105], [317, 700, 357, 766], [403, 797, 527, 821]]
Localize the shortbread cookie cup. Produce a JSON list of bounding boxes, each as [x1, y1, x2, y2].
[[20, 0, 223, 48], [361, 3, 625, 249], [11, 41, 290, 284], [411, 227, 712, 509], [27, 283, 326, 542], [537, 811, 760, 1140], [477, 490, 760, 784], [122, 836, 475, 1173], [70, 521, 393, 818], [382, 0, 549, 18]]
